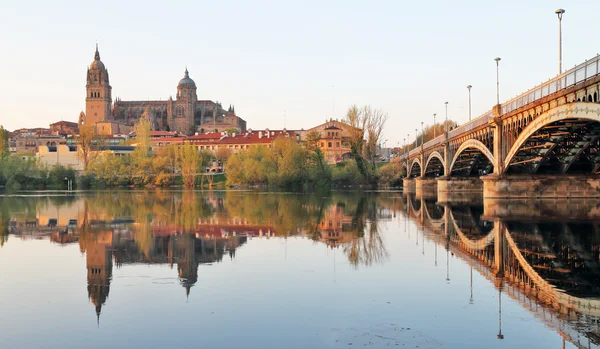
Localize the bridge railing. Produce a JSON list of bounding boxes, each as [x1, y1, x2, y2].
[[501, 54, 600, 115], [399, 54, 600, 162]]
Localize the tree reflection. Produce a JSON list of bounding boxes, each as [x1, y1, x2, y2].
[[1, 190, 392, 267]]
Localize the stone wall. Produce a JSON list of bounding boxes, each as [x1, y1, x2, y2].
[[483, 174, 600, 198]]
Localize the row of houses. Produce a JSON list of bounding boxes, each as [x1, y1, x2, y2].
[[31, 119, 356, 171]]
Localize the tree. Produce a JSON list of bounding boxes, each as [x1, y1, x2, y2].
[[215, 147, 232, 165], [224, 128, 239, 136], [177, 144, 209, 188], [377, 157, 403, 187], [133, 116, 152, 158], [77, 112, 99, 171], [305, 130, 331, 185], [0, 125, 9, 158], [344, 105, 388, 182]]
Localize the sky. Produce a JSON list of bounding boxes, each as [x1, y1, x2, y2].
[[1, 0, 598, 147]]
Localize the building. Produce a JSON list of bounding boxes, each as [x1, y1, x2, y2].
[[84, 45, 246, 135], [303, 119, 356, 164], [15, 134, 66, 154], [37, 144, 135, 171], [49, 121, 79, 136]]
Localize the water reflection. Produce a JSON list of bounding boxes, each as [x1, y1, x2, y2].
[[2, 190, 600, 348], [409, 193, 600, 348]]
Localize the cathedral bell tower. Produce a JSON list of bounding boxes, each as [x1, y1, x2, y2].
[[173, 68, 197, 134], [85, 44, 112, 126]]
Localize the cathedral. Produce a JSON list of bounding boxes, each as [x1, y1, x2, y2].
[[85, 45, 246, 135]]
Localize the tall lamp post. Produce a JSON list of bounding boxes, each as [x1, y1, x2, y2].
[[444, 102, 449, 133], [494, 57, 501, 105], [433, 113, 437, 138], [415, 129, 418, 148], [421, 122, 424, 147], [467, 85, 472, 122], [555, 9, 566, 74]]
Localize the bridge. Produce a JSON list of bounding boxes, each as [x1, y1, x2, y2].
[[402, 193, 600, 348], [400, 54, 600, 198]]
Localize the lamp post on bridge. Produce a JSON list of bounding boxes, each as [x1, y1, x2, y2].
[[494, 57, 501, 106], [415, 129, 418, 148], [433, 113, 437, 138], [421, 122, 424, 148], [444, 102, 449, 133], [555, 9, 566, 74], [467, 85, 472, 122]]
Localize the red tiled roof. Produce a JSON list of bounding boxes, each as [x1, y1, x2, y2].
[[188, 133, 222, 140], [150, 137, 186, 143], [198, 131, 295, 145], [150, 131, 178, 137], [50, 120, 78, 127]]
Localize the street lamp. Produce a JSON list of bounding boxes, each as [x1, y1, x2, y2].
[[444, 102, 449, 133], [467, 85, 472, 121], [555, 9, 566, 74], [433, 113, 437, 138], [494, 57, 501, 105], [64, 176, 72, 191], [415, 128, 418, 148], [421, 122, 424, 147]]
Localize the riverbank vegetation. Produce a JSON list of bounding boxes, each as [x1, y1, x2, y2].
[[1, 103, 400, 190]]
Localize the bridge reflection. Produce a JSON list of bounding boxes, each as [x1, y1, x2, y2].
[[405, 192, 600, 348]]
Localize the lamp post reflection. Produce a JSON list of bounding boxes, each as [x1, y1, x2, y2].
[[497, 281, 504, 340]]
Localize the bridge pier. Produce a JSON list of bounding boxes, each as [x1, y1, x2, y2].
[[482, 174, 600, 198], [415, 177, 437, 196], [436, 176, 483, 203], [402, 178, 415, 193]]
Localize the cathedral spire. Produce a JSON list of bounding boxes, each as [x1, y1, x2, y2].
[[94, 43, 100, 61]]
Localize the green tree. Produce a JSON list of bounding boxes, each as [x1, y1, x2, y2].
[[0, 125, 9, 158], [305, 130, 331, 186]]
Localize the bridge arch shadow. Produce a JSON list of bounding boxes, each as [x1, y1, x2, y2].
[[424, 151, 445, 178], [449, 139, 494, 176], [409, 159, 422, 178], [505, 102, 600, 174]]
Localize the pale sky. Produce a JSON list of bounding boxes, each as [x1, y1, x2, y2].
[[1, 0, 598, 147]]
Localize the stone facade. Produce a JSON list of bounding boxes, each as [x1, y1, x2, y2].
[[15, 135, 66, 154], [85, 45, 245, 135]]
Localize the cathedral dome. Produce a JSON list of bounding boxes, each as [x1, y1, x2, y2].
[[178, 69, 196, 89], [90, 44, 105, 70], [90, 60, 105, 70]]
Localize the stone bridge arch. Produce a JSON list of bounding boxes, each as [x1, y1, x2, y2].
[[409, 158, 422, 178], [504, 102, 600, 174], [449, 139, 494, 176], [424, 151, 445, 178]]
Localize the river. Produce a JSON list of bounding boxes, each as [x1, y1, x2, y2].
[[0, 190, 598, 349]]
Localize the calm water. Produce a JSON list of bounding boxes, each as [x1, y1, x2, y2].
[[1, 190, 600, 349]]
